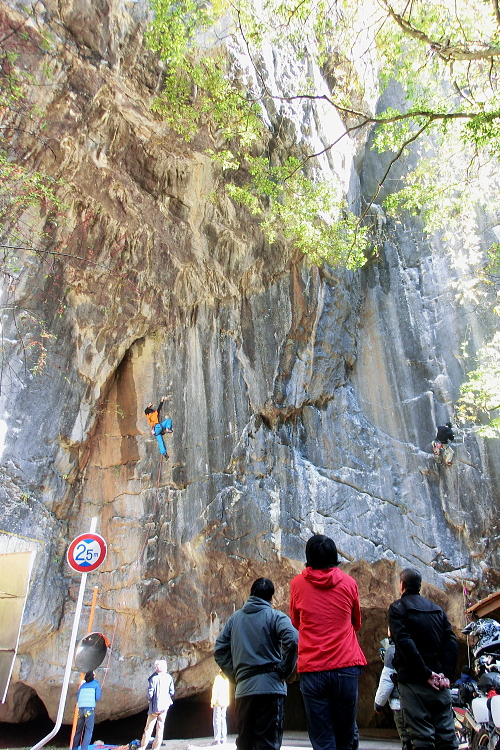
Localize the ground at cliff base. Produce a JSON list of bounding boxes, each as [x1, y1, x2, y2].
[[0, 732, 402, 750], [182, 732, 401, 750]]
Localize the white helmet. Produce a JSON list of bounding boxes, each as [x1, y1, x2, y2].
[[463, 618, 500, 658]]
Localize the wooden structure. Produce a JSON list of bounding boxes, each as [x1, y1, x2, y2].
[[467, 591, 500, 622]]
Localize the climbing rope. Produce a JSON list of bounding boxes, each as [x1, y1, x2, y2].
[[456, 437, 470, 620], [100, 609, 119, 688], [137, 453, 164, 563], [452, 420, 475, 664]]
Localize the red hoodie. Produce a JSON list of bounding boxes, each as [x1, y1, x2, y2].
[[290, 567, 367, 673]]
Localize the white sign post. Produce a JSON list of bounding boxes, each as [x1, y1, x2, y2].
[[31, 518, 107, 750]]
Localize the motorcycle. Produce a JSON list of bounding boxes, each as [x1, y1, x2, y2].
[[452, 684, 480, 749], [452, 668, 500, 749], [450, 618, 500, 749]]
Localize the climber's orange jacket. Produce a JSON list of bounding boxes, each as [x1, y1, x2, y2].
[[145, 399, 164, 428]]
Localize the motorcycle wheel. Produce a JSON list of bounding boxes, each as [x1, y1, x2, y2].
[[471, 728, 495, 749], [456, 727, 473, 749]]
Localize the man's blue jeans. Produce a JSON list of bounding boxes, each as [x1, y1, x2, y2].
[[300, 666, 361, 750], [72, 708, 95, 750], [154, 419, 172, 455]]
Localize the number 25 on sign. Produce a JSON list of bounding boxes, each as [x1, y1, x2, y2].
[[67, 533, 107, 573]]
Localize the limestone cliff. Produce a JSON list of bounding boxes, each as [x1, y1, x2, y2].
[[0, 0, 499, 730]]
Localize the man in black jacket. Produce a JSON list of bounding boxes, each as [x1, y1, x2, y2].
[[388, 568, 458, 750], [214, 578, 298, 750]]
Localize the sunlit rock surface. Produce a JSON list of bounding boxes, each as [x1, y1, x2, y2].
[[0, 0, 499, 729]]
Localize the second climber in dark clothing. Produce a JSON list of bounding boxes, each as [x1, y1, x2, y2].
[[145, 397, 172, 457], [433, 422, 454, 465], [436, 423, 454, 444]]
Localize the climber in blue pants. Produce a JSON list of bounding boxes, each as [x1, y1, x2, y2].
[[145, 397, 173, 457]]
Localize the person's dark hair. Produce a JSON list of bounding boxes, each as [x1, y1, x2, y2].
[[84, 671, 94, 682], [250, 578, 274, 601], [400, 568, 422, 594], [461, 665, 472, 676], [305, 535, 338, 569], [446, 421, 452, 428]]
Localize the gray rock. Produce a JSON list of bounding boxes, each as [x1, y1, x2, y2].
[[0, 0, 498, 730]]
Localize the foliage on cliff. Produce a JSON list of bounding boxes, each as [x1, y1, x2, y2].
[[147, 0, 500, 434], [146, 0, 370, 270], [0, 15, 61, 249], [147, 0, 500, 247], [0, 9, 65, 381], [457, 245, 500, 436], [458, 332, 500, 437], [0, 1, 498, 433]]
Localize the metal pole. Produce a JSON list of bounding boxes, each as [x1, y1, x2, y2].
[[69, 585, 99, 749], [31, 517, 97, 750]]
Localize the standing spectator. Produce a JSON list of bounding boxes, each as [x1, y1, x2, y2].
[[374, 635, 411, 750], [72, 671, 101, 750], [214, 577, 298, 750], [388, 568, 458, 750], [211, 668, 230, 744], [453, 664, 476, 708], [138, 659, 175, 750], [289, 534, 367, 750], [454, 664, 474, 689]]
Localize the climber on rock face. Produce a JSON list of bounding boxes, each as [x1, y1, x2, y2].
[[145, 397, 172, 457], [432, 422, 455, 466], [436, 422, 454, 444]]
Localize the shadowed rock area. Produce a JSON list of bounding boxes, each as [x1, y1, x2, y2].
[[0, 0, 499, 733]]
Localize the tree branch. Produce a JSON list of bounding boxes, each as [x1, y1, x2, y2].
[[359, 120, 432, 223], [0, 125, 58, 159], [492, 0, 500, 26], [230, 0, 490, 213], [263, 89, 479, 127], [380, 0, 500, 61], [0, 244, 123, 275], [0, 13, 30, 47]]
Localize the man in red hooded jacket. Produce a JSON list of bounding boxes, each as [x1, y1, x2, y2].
[[290, 534, 366, 750]]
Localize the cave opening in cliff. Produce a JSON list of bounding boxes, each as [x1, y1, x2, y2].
[[0, 689, 302, 747], [0, 682, 407, 748], [0, 599, 471, 749]]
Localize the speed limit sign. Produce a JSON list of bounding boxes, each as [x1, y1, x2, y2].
[[67, 533, 107, 573]]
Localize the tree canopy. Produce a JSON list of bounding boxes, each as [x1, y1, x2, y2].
[[0, 1, 498, 435], [147, 0, 500, 241], [147, 0, 500, 434]]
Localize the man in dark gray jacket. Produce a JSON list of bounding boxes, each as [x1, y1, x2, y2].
[[214, 578, 298, 750]]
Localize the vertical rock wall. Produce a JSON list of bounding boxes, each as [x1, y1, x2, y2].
[[0, 0, 499, 729]]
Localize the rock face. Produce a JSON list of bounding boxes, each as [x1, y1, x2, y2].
[[0, 0, 499, 731]]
